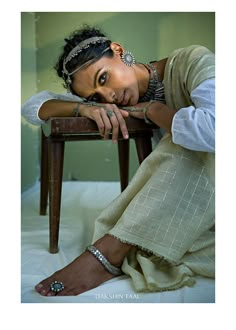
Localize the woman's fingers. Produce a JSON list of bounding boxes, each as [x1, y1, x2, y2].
[[91, 107, 114, 140], [107, 110, 120, 142], [104, 106, 129, 142], [119, 109, 130, 118], [83, 104, 129, 142], [90, 107, 106, 137], [112, 107, 129, 141], [101, 108, 113, 140]]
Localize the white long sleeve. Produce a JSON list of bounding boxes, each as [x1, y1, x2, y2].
[[21, 91, 84, 125], [171, 78, 215, 152]]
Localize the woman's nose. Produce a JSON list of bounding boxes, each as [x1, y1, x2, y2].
[[98, 87, 116, 103]]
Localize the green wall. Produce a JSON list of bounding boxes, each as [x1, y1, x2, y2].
[[21, 13, 40, 192], [21, 12, 215, 192]]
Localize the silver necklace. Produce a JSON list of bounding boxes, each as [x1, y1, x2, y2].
[[139, 63, 165, 104]]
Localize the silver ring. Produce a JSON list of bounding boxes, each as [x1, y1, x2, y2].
[[50, 281, 64, 293], [107, 110, 114, 118]]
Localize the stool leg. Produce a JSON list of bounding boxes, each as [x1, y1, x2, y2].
[[118, 139, 130, 191], [134, 134, 152, 164], [48, 139, 65, 253], [40, 130, 49, 215]]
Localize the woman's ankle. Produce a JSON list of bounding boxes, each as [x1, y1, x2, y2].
[[94, 234, 132, 267]]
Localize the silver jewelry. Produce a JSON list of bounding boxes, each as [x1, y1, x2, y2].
[[50, 281, 65, 293], [73, 103, 81, 117], [86, 245, 123, 276], [139, 63, 165, 104], [121, 50, 136, 66], [107, 110, 114, 118], [62, 37, 109, 87], [64, 37, 108, 64], [121, 100, 156, 124]]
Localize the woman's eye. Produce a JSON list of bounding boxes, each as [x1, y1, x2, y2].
[[99, 72, 107, 85]]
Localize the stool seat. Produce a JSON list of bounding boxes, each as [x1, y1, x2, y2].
[[40, 116, 156, 253]]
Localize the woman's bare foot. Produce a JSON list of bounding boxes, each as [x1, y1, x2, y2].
[[35, 235, 131, 296]]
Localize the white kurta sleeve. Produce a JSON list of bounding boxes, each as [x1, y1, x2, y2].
[[21, 91, 84, 125], [171, 78, 215, 152]]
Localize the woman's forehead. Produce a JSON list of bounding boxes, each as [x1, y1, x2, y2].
[[78, 55, 114, 76]]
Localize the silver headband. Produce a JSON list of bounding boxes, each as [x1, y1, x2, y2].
[[62, 36, 109, 86]]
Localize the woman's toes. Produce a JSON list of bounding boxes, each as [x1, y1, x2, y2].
[[46, 291, 57, 296], [35, 282, 51, 296], [35, 283, 44, 293]]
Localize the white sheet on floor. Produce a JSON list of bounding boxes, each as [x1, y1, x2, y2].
[[21, 181, 215, 303]]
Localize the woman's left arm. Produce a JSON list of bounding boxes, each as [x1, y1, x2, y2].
[[129, 78, 215, 153], [170, 78, 215, 152]]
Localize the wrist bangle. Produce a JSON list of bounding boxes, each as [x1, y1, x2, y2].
[[120, 100, 156, 124], [73, 103, 81, 117], [73, 101, 104, 116]]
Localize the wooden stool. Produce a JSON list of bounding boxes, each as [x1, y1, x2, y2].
[[40, 116, 155, 253]]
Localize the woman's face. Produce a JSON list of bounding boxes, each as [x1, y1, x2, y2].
[[71, 43, 140, 106]]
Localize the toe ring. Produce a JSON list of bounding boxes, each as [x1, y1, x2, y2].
[[50, 281, 64, 293]]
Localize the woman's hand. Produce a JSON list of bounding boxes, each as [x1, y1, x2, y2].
[[123, 101, 177, 133], [125, 103, 146, 120], [122, 101, 154, 121], [79, 103, 130, 143]]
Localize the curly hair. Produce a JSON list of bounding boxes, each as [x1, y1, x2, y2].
[[55, 25, 113, 88]]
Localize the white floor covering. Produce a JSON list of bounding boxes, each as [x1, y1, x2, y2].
[[21, 181, 215, 303]]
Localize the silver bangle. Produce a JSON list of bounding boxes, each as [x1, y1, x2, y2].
[[120, 100, 156, 124], [73, 103, 81, 117], [86, 245, 123, 276]]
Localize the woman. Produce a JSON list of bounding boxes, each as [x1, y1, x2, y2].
[[22, 25, 215, 296]]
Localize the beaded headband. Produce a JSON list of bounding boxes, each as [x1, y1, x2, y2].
[[62, 36, 109, 86]]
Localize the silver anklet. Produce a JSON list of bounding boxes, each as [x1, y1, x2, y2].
[[86, 245, 123, 276]]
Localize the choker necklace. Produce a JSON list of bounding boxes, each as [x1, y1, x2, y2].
[[139, 63, 165, 103]]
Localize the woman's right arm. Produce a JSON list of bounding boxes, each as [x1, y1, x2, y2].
[[21, 91, 129, 142], [21, 91, 84, 126]]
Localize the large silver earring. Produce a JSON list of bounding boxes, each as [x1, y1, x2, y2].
[[121, 51, 136, 66]]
